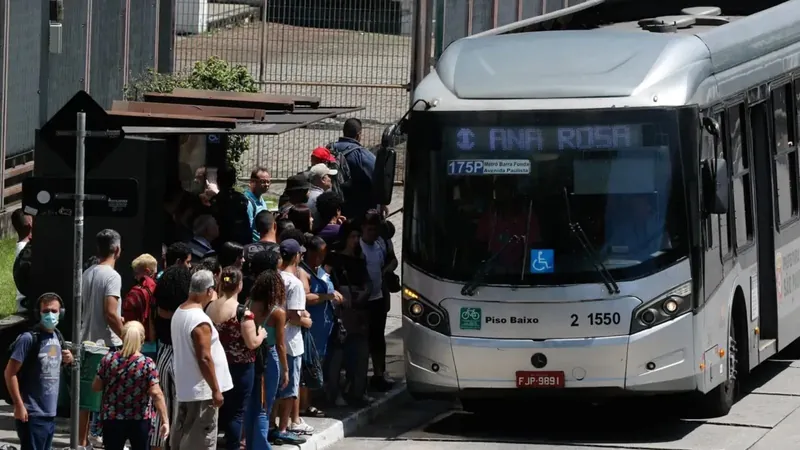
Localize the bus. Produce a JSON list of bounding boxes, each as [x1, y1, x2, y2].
[[389, 0, 800, 416]]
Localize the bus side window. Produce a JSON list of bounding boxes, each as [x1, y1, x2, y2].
[[702, 115, 719, 252], [716, 112, 733, 258], [729, 103, 755, 249], [772, 83, 800, 226]]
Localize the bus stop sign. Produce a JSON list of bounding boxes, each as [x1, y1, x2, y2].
[[39, 90, 123, 172], [21, 177, 139, 217]]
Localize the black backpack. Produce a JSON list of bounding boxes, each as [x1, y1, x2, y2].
[[0, 328, 65, 404], [326, 142, 357, 202]]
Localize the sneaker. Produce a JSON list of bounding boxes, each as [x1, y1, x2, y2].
[[267, 428, 279, 443], [370, 374, 394, 392], [89, 435, 103, 449], [289, 417, 315, 435], [272, 430, 306, 445]]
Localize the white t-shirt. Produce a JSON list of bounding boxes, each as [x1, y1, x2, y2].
[[360, 238, 386, 301], [171, 306, 233, 402], [281, 271, 305, 357], [14, 241, 27, 312], [81, 264, 123, 347]]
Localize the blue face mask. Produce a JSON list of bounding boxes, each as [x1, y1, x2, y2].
[[41, 312, 59, 329]]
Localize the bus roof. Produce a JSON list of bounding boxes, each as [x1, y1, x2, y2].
[[430, 0, 800, 102]]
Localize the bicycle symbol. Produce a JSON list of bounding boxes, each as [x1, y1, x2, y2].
[[530, 250, 554, 273], [461, 308, 480, 320]]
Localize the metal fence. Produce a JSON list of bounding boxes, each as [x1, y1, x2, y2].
[[171, 0, 413, 181], [0, 0, 160, 208]]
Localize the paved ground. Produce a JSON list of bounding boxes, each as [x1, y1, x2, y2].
[[329, 337, 800, 450]]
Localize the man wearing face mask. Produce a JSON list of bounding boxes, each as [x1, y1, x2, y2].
[[4, 292, 73, 450]]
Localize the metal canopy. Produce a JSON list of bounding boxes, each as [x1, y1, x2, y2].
[[109, 89, 363, 136]]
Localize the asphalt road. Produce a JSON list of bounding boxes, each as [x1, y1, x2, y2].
[[329, 338, 800, 450]]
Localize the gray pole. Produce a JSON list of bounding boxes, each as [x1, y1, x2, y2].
[[69, 111, 86, 450]]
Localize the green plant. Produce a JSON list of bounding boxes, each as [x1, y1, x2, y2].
[[124, 57, 260, 167]]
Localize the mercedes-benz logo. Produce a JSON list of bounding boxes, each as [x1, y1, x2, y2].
[[531, 353, 547, 369]]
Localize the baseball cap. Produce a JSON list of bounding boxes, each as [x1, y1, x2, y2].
[[279, 239, 306, 256], [308, 163, 338, 179], [311, 147, 336, 163], [284, 173, 314, 192]]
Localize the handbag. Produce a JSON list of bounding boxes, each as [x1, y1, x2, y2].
[[301, 329, 324, 390]]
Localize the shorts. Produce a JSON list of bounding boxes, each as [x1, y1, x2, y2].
[[277, 354, 302, 399]]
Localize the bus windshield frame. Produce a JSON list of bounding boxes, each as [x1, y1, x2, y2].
[[402, 107, 691, 286]]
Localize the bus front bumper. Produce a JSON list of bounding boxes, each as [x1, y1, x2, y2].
[[404, 312, 696, 399]]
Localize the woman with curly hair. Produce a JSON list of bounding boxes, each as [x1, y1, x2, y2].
[[149, 264, 191, 450], [244, 269, 297, 448]]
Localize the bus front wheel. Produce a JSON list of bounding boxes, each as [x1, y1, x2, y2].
[[700, 318, 739, 417]]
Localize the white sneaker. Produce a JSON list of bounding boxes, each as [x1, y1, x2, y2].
[[89, 435, 103, 448], [289, 417, 315, 435]]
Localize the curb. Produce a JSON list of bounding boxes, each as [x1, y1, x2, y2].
[[297, 381, 409, 450]]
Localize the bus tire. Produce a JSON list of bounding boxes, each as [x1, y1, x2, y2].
[[701, 316, 739, 417]]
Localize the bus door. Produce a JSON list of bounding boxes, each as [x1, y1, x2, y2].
[[749, 100, 779, 359]]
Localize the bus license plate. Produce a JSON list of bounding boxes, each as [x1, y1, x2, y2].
[[516, 371, 565, 388]]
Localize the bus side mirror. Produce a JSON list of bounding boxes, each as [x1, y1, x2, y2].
[[374, 124, 399, 206], [702, 158, 729, 215]]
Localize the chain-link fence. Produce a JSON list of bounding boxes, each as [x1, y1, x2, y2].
[[173, 1, 412, 181]]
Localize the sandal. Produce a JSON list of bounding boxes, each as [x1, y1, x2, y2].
[[301, 406, 326, 418]]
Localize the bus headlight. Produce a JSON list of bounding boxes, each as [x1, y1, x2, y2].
[[402, 286, 450, 336], [630, 283, 692, 334]]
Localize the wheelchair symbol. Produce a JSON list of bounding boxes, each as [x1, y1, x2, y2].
[[530, 250, 554, 274]]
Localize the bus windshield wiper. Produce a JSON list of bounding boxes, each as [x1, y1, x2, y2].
[[562, 188, 620, 295], [461, 235, 523, 297]]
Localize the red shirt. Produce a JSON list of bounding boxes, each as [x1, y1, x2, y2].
[[476, 208, 541, 269], [122, 276, 156, 341]]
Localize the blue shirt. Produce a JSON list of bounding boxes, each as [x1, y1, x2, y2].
[[244, 190, 267, 242], [11, 331, 62, 417]]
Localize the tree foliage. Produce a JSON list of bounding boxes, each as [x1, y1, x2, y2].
[[124, 57, 259, 166]]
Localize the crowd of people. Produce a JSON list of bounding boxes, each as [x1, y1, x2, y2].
[[4, 118, 399, 450]]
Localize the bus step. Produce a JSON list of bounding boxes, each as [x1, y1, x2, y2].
[[759, 338, 777, 360]]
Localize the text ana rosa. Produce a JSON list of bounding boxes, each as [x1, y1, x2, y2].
[[485, 315, 540, 324]]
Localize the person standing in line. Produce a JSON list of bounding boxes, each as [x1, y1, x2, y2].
[[359, 212, 398, 392], [244, 270, 290, 450], [274, 240, 313, 443], [170, 270, 233, 450], [246, 167, 272, 242], [205, 267, 264, 450], [80, 229, 125, 449], [123, 254, 158, 354], [149, 265, 192, 450], [306, 163, 337, 224], [92, 321, 169, 450], [188, 215, 220, 261], [10, 209, 32, 313], [4, 293, 73, 450]]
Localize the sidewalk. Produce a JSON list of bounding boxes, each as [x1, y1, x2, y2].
[[0, 187, 409, 450]]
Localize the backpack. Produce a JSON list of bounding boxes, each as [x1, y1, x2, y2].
[[326, 142, 358, 202], [373, 146, 397, 206], [0, 328, 65, 404]]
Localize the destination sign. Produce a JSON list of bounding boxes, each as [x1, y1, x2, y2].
[[445, 124, 652, 152]]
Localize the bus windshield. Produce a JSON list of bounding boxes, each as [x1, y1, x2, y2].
[[403, 108, 690, 285]]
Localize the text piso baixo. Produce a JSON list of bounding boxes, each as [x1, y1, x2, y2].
[[485, 315, 540, 324]]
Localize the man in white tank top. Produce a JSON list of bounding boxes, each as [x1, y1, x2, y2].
[[170, 270, 233, 450]]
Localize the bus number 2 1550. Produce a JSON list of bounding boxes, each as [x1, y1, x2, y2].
[[570, 312, 621, 327]]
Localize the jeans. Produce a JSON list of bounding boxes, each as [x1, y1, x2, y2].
[[15, 416, 55, 450], [221, 362, 255, 450], [103, 419, 150, 450], [367, 299, 388, 376], [344, 334, 370, 400], [244, 346, 280, 450]]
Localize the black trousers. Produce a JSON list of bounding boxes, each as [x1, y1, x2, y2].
[[367, 295, 389, 376]]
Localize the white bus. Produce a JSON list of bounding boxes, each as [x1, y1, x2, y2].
[[387, 0, 800, 416]]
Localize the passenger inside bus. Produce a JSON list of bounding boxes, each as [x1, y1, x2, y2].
[[474, 178, 541, 273], [602, 193, 671, 261]]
